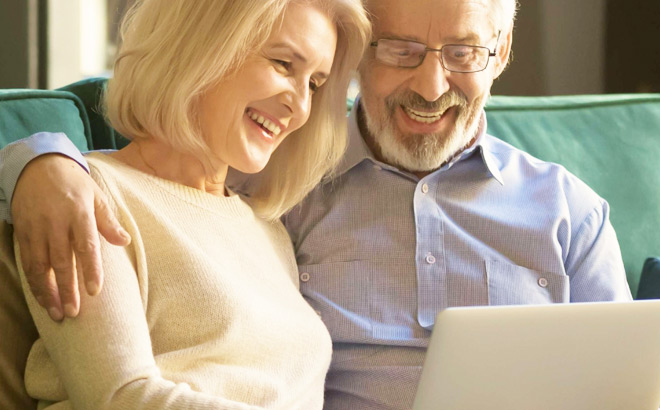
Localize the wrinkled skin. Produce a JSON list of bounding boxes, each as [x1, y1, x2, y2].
[[12, 154, 130, 320]]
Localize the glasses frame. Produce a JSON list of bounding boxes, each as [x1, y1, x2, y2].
[[369, 31, 501, 73]]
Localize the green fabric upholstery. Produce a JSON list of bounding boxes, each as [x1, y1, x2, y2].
[[485, 95, 660, 296], [0, 89, 92, 151], [57, 78, 130, 150], [1, 78, 659, 298]]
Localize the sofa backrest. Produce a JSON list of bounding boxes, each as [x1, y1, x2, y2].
[[1, 78, 658, 297], [0, 89, 93, 151]]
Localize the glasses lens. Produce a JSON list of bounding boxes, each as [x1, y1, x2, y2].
[[375, 39, 426, 68], [442, 45, 489, 73]]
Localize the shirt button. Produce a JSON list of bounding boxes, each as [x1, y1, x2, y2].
[[425, 254, 436, 264], [315, 310, 322, 317], [421, 183, 429, 194], [538, 277, 548, 288], [300, 272, 310, 282]]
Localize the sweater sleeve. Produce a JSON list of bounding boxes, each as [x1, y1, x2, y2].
[[15, 168, 264, 410]]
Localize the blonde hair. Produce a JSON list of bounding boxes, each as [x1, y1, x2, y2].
[[105, 0, 371, 220]]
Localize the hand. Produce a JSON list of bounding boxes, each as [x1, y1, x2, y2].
[[11, 154, 131, 321]]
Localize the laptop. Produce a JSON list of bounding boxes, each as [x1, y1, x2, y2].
[[412, 301, 660, 410]]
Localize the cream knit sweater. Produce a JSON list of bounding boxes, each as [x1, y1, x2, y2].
[[17, 152, 332, 409]]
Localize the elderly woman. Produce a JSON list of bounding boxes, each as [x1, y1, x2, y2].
[[14, 0, 370, 408]]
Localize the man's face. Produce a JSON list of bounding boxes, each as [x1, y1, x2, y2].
[[358, 0, 512, 173]]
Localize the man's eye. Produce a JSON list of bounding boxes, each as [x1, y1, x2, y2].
[[393, 49, 413, 57]]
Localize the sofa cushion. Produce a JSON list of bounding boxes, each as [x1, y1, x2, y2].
[[0, 89, 91, 151], [0, 222, 38, 409], [485, 94, 660, 296]]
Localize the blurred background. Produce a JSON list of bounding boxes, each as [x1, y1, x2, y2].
[[1, 0, 659, 95]]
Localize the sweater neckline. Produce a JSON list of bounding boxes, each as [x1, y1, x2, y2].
[[86, 152, 255, 219]]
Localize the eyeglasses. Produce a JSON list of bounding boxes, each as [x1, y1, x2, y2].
[[369, 31, 501, 73]]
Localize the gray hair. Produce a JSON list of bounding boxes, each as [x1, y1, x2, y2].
[[492, 0, 519, 29]]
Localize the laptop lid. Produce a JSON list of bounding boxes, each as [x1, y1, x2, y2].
[[413, 301, 660, 410]]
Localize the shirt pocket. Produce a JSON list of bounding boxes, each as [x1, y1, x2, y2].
[[298, 261, 372, 342], [486, 259, 569, 305]]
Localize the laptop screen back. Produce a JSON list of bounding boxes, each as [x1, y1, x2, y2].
[[413, 301, 660, 410]]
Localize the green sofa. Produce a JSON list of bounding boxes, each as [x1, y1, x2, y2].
[[1, 78, 659, 407]]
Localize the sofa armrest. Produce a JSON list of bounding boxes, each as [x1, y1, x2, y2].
[[0, 222, 38, 409]]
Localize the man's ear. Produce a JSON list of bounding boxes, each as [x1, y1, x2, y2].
[[493, 24, 513, 79]]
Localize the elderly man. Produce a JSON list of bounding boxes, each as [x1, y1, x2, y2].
[[1, 0, 631, 409], [284, 0, 631, 408]]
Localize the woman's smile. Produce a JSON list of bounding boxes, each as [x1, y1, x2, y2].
[[245, 108, 285, 140]]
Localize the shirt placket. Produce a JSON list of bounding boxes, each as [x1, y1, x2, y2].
[[414, 177, 447, 329]]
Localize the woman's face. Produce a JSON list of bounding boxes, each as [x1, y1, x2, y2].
[[199, 2, 337, 174]]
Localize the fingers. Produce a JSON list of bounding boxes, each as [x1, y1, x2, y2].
[[11, 154, 91, 320], [75, 187, 130, 297], [16, 231, 64, 321], [72, 208, 104, 297], [48, 229, 80, 319], [94, 188, 130, 247]]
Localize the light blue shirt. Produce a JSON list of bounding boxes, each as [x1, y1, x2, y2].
[[283, 99, 632, 409], [0, 132, 88, 223], [0, 101, 632, 410]]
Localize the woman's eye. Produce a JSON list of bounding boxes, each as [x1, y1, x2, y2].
[[309, 81, 319, 94], [274, 59, 292, 70]]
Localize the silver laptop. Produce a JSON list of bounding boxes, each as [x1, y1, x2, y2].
[[413, 301, 660, 410]]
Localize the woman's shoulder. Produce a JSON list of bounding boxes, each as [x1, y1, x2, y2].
[[85, 152, 143, 184], [84, 152, 163, 198], [83, 152, 156, 216]]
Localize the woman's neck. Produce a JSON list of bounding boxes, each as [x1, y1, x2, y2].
[[111, 138, 229, 197]]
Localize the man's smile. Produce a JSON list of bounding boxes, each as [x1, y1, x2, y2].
[[402, 105, 451, 124]]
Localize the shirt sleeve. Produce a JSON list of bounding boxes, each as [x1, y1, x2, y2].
[[565, 199, 633, 302], [15, 173, 264, 410], [0, 132, 90, 223]]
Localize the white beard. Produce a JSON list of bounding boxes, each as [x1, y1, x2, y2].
[[361, 90, 486, 172]]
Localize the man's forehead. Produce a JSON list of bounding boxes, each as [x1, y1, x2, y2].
[[368, 0, 495, 43]]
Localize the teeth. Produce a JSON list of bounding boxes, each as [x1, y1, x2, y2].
[[403, 106, 446, 124], [247, 110, 282, 136]]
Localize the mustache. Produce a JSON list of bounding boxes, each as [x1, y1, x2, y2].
[[385, 90, 468, 112]]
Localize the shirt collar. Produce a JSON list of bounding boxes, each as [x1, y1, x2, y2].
[[336, 95, 504, 185], [444, 111, 505, 185]]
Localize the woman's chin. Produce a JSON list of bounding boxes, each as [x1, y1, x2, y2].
[[231, 158, 270, 175]]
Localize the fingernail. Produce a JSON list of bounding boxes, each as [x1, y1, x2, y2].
[[120, 229, 130, 240], [48, 307, 64, 321], [86, 280, 100, 296], [63, 303, 77, 318]]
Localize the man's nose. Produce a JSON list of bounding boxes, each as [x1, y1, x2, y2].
[[408, 53, 450, 103]]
